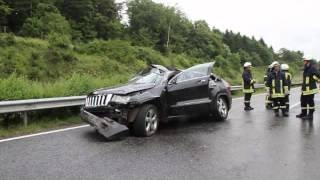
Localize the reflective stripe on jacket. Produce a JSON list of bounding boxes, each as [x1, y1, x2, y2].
[[266, 71, 288, 98], [283, 71, 292, 91], [242, 70, 254, 93], [302, 65, 320, 95]]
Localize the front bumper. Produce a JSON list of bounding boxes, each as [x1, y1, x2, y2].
[[80, 109, 129, 140]]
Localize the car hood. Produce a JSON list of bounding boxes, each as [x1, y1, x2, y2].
[[92, 83, 156, 95]]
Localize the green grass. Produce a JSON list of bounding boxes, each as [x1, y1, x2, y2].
[[0, 115, 83, 139]]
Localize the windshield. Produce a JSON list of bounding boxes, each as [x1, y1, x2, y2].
[[129, 67, 164, 84]]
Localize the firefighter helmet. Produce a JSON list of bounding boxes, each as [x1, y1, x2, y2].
[[243, 62, 252, 67], [270, 61, 280, 67], [281, 64, 289, 70]]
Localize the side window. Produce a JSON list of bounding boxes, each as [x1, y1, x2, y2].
[[176, 65, 209, 83], [176, 72, 188, 83]]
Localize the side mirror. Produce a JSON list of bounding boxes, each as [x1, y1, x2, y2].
[[210, 73, 221, 81], [210, 73, 216, 80]]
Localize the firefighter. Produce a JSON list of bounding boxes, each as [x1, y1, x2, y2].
[[242, 62, 255, 111], [264, 64, 274, 109], [281, 64, 292, 112], [266, 61, 289, 117], [296, 58, 320, 120]]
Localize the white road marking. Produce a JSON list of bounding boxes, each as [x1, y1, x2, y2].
[[290, 98, 320, 110], [290, 102, 301, 110], [0, 125, 89, 143]]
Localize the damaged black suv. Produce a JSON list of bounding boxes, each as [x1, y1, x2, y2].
[[81, 62, 232, 139]]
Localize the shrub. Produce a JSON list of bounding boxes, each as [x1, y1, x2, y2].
[[0, 33, 15, 47]]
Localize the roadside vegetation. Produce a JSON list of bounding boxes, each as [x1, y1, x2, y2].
[[0, 0, 306, 136]]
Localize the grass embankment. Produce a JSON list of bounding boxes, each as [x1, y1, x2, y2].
[[0, 34, 203, 100]]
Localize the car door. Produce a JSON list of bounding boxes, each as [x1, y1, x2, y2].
[[167, 63, 213, 116]]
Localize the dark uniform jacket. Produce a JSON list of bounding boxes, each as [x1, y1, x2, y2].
[[264, 68, 272, 86], [266, 71, 288, 98], [242, 70, 254, 93], [283, 70, 292, 91], [302, 65, 320, 95]]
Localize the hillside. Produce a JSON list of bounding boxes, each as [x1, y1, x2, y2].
[[0, 33, 302, 100], [0, 0, 304, 100]]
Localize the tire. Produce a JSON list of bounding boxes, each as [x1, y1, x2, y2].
[[213, 96, 229, 121], [133, 104, 159, 137]]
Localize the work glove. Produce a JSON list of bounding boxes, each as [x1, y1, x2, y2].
[[266, 87, 270, 96]]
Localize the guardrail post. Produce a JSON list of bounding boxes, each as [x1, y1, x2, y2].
[[23, 112, 28, 127]]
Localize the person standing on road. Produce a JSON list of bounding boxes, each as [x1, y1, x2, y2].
[[264, 63, 274, 109], [281, 64, 292, 112], [296, 58, 320, 120], [242, 62, 255, 111], [266, 61, 289, 117]]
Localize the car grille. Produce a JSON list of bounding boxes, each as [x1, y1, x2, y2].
[[85, 94, 113, 107]]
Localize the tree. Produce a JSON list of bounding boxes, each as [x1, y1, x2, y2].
[[185, 20, 224, 59], [277, 48, 303, 63], [0, 0, 11, 32], [55, 0, 122, 40], [222, 30, 275, 66], [20, 3, 71, 39], [127, 0, 192, 54], [4, 0, 43, 33]]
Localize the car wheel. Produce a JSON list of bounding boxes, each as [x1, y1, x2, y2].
[[213, 96, 228, 121], [133, 104, 159, 137]]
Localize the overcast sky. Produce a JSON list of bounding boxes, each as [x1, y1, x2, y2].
[[119, 0, 320, 59]]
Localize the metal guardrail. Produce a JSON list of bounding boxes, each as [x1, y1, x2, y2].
[[0, 83, 301, 126], [230, 83, 265, 91], [0, 96, 86, 126], [0, 96, 86, 114]]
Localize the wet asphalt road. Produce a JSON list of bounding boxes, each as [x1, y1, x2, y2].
[[1, 87, 320, 180]]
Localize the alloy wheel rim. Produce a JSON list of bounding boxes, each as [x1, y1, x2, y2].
[[218, 98, 227, 118], [145, 109, 158, 134]]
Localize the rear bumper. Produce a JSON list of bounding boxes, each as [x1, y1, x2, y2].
[[80, 109, 129, 139]]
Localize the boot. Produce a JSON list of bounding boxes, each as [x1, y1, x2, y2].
[[302, 114, 313, 121], [282, 111, 289, 117], [244, 106, 253, 111], [302, 110, 314, 121], [244, 103, 253, 111], [296, 114, 306, 118], [274, 111, 280, 117], [296, 110, 307, 118]]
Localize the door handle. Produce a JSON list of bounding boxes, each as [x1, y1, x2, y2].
[[198, 79, 206, 83]]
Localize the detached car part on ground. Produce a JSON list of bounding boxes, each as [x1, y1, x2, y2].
[[81, 62, 232, 139]]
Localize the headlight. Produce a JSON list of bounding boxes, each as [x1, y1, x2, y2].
[[111, 95, 131, 104]]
